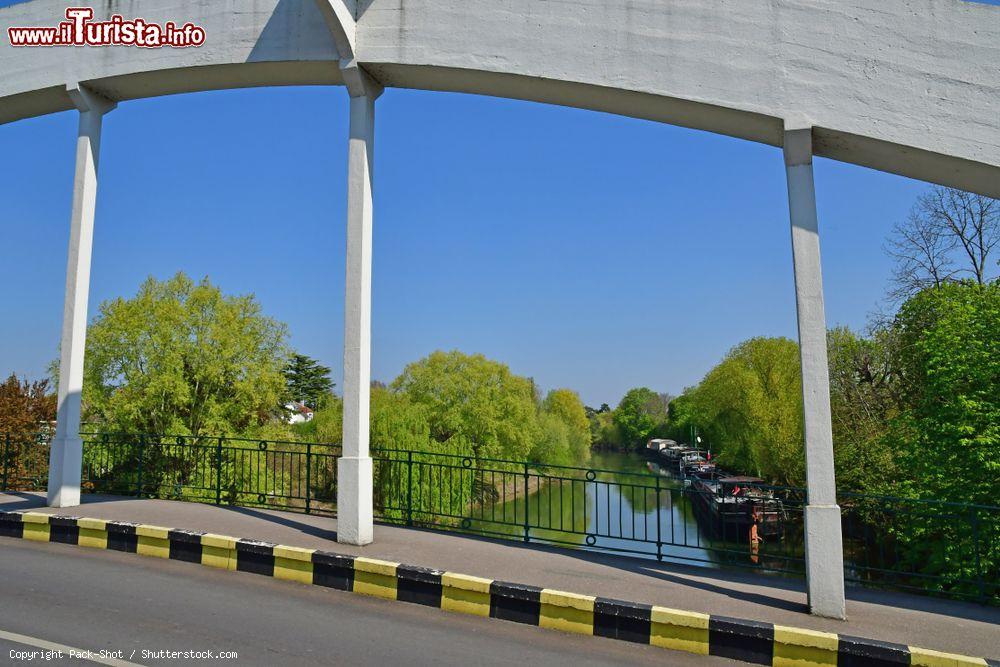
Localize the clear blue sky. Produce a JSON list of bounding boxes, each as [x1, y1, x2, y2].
[[0, 84, 929, 407], [3, 1, 995, 406]]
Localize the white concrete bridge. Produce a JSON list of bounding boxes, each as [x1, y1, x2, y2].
[[2, 0, 998, 620]]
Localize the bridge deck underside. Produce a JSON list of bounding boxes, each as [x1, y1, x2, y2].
[[0, 0, 997, 197]]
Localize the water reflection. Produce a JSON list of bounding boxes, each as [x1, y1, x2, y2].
[[580, 452, 718, 565], [463, 451, 809, 574]]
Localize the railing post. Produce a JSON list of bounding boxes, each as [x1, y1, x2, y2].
[[655, 475, 663, 561], [717, 480, 725, 550], [406, 450, 413, 527], [523, 462, 530, 543], [970, 505, 984, 602], [215, 437, 223, 506], [305, 442, 312, 515], [135, 434, 145, 498], [2, 433, 10, 492]]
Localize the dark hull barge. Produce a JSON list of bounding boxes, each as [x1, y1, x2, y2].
[[690, 476, 786, 542]]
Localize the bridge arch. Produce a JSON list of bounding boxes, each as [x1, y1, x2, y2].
[[2, 0, 997, 195], [3, 0, 997, 621]]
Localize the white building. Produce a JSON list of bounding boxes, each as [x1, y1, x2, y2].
[[283, 401, 314, 424]]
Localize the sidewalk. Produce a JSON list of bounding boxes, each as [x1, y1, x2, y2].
[[2, 491, 997, 657]]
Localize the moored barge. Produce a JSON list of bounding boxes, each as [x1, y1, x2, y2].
[[689, 475, 786, 542]]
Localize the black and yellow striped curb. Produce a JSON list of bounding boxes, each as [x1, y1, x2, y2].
[[1, 510, 995, 667]]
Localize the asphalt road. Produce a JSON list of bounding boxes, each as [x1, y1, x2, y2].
[[0, 538, 737, 666]]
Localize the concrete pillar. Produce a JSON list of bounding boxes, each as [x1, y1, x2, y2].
[[48, 85, 115, 508], [338, 80, 381, 545], [783, 121, 847, 620]]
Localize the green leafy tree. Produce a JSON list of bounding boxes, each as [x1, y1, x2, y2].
[[586, 403, 621, 448], [284, 353, 334, 410], [531, 412, 572, 466], [686, 338, 804, 484], [891, 282, 999, 506], [826, 326, 901, 491], [593, 410, 622, 448], [875, 281, 1000, 594], [391, 350, 538, 461], [612, 387, 669, 448], [82, 273, 289, 436], [664, 392, 696, 443], [370, 387, 433, 453], [293, 395, 343, 443], [541, 389, 591, 463]]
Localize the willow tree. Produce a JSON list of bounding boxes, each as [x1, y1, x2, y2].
[[391, 350, 538, 462], [82, 273, 289, 437], [541, 388, 591, 464], [688, 337, 804, 485]]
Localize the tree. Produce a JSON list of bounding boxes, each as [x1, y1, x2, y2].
[[826, 326, 901, 491], [686, 338, 804, 484], [0, 375, 56, 488], [886, 187, 999, 300], [391, 351, 538, 461], [924, 188, 999, 286], [664, 392, 696, 443], [291, 395, 342, 444], [612, 387, 669, 448], [541, 389, 591, 463], [878, 282, 1000, 593], [83, 273, 289, 436], [593, 411, 621, 448], [284, 353, 334, 409], [531, 413, 572, 466], [885, 208, 956, 299], [370, 387, 433, 453], [586, 402, 622, 448], [890, 281, 999, 507], [0, 374, 56, 441]]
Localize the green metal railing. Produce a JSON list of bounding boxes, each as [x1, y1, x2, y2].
[[369, 447, 807, 572], [1, 432, 996, 604]]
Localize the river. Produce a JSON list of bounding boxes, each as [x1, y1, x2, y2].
[[463, 450, 808, 574]]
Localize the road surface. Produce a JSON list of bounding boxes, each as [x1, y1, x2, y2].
[[0, 538, 737, 666]]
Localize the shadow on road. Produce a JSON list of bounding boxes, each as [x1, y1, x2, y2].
[[0, 491, 46, 510], [219, 504, 339, 543]]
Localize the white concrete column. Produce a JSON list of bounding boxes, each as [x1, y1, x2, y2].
[[338, 72, 381, 545], [48, 84, 115, 508], [783, 121, 846, 620]]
